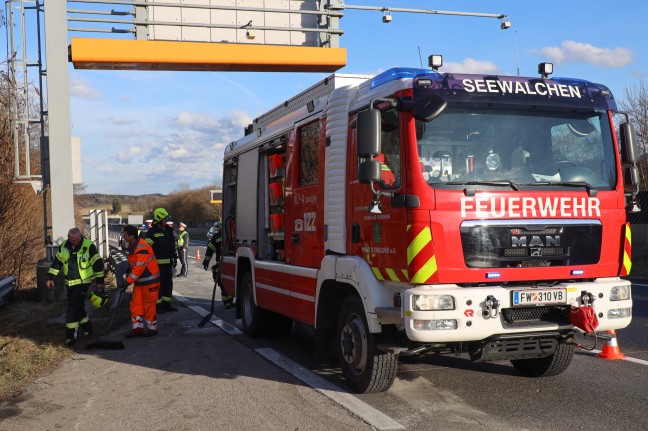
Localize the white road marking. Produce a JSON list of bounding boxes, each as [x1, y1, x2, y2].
[[583, 349, 648, 366], [174, 293, 243, 335], [176, 292, 403, 430], [256, 347, 404, 431]]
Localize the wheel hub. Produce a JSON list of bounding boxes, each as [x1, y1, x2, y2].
[[340, 316, 367, 370]]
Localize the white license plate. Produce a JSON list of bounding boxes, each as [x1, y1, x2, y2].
[[512, 289, 566, 306]]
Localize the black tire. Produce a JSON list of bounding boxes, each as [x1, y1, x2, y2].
[[239, 272, 268, 337], [511, 341, 575, 377], [239, 272, 292, 337], [337, 295, 398, 393]]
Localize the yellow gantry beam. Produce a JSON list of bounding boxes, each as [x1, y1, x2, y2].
[[69, 38, 346, 72]]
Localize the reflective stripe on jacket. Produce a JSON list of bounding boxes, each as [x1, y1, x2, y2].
[[48, 238, 104, 286], [203, 230, 222, 268], [177, 231, 189, 249], [144, 224, 177, 265], [126, 238, 161, 286]]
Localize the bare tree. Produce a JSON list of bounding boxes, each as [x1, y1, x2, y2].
[[618, 77, 648, 191], [0, 70, 46, 291], [162, 185, 220, 227]]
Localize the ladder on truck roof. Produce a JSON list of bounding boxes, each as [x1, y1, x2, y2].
[[248, 73, 372, 135]]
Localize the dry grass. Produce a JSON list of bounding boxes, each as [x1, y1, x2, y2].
[[0, 282, 131, 403], [0, 297, 71, 401]]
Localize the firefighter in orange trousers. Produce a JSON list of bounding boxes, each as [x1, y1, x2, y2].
[[121, 224, 160, 338]]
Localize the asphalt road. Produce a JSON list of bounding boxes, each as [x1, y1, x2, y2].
[[9, 234, 646, 430], [178, 244, 648, 431]]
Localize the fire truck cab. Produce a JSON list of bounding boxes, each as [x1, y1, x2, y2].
[[220, 63, 638, 393]]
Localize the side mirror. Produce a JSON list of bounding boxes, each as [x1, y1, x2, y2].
[[413, 94, 447, 122], [359, 160, 381, 184], [624, 165, 639, 190], [620, 122, 637, 163], [357, 109, 381, 158]]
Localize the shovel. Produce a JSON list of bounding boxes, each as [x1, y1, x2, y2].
[[86, 259, 130, 350], [85, 287, 127, 350], [198, 263, 221, 327]]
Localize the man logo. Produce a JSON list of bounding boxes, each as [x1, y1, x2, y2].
[[511, 235, 560, 247], [531, 248, 543, 257]]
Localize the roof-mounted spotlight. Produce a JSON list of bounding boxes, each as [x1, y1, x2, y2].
[[382, 10, 392, 23], [538, 62, 553, 78], [428, 54, 443, 72], [500, 17, 511, 29]]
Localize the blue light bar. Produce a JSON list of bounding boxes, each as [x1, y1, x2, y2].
[[486, 272, 501, 279], [571, 269, 585, 276], [370, 67, 428, 89]]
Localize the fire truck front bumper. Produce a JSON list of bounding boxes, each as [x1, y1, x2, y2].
[[400, 277, 632, 343]]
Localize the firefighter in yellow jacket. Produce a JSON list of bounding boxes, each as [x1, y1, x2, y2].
[[47, 227, 105, 346]]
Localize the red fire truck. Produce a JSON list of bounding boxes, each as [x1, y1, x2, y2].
[[220, 59, 639, 393]]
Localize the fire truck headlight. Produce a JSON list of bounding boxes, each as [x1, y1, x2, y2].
[[412, 295, 454, 311], [413, 319, 457, 330], [610, 285, 631, 301], [607, 308, 631, 319]]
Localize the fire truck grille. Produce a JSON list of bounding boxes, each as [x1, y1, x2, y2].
[[460, 221, 602, 268], [503, 247, 564, 257], [501, 306, 571, 328]]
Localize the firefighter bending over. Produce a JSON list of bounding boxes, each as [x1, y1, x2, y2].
[[202, 224, 234, 309], [46, 228, 105, 346], [122, 224, 160, 338]]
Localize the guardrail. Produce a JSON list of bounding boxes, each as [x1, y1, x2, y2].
[[0, 276, 17, 307]]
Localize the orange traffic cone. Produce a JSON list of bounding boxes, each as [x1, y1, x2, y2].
[[597, 330, 625, 360], [196, 248, 201, 260]]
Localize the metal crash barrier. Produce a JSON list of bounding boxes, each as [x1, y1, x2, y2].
[[0, 276, 17, 307]]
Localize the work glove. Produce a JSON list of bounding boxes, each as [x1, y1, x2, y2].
[[203, 261, 209, 271]]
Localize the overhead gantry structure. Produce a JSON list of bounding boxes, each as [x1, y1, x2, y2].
[[5, 0, 509, 247]]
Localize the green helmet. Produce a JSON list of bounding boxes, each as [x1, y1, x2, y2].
[[90, 291, 107, 309], [153, 208, 169, 222]]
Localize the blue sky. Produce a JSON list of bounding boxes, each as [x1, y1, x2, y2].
[[34, 1, 648, 194]]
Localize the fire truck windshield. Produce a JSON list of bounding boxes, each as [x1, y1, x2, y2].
[[415, 106, 616, 190]]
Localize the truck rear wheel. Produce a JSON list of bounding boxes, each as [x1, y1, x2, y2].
[[240, 271, 268, 337], [337, 295, 398, 393], [510, 340, 575, 377], [239, 271, 292, 337]]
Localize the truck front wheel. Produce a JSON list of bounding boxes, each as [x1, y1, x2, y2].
[[336, 295, 398, 393], [510, 340, 575, 377]]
